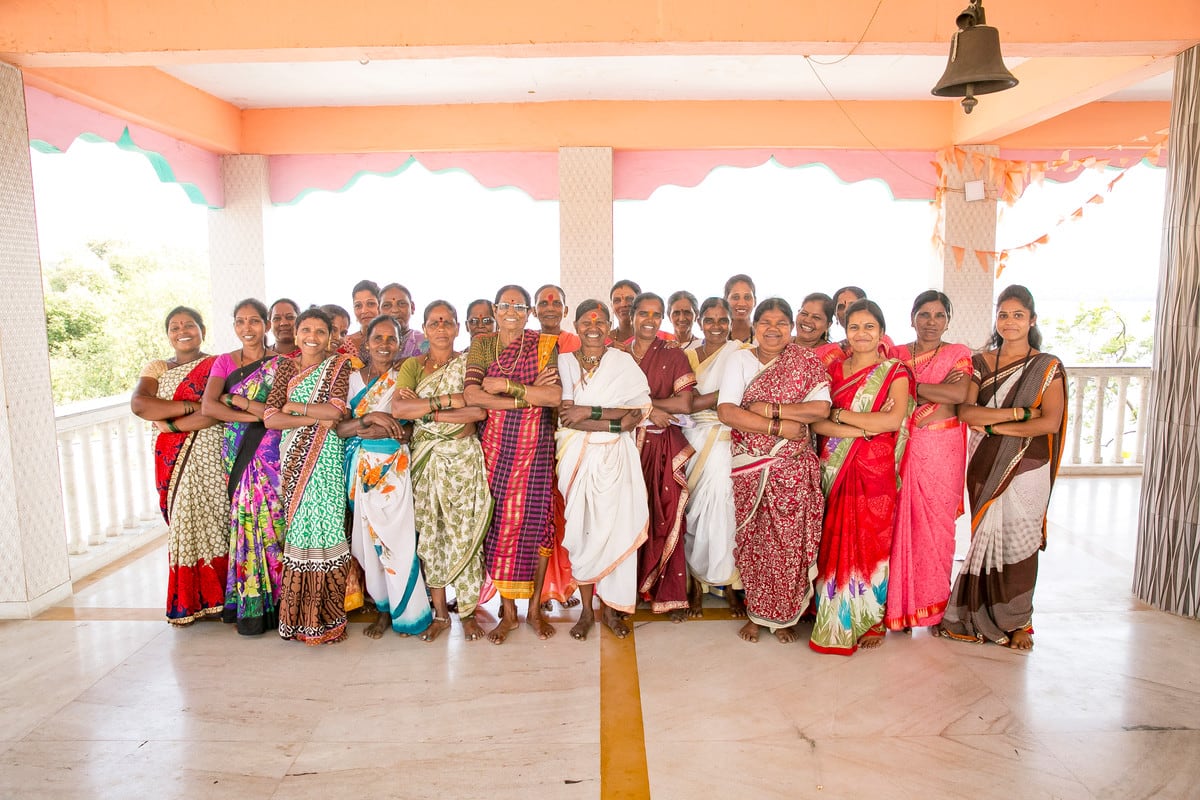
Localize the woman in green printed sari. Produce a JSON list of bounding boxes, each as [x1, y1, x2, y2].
[[264, 307, 354, 645], [394, 300, 493, 643]]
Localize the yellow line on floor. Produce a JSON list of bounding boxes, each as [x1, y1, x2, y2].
[[599, 624, 651, 799], [37, 607, 167, 621], [70, 534, 166, 593]]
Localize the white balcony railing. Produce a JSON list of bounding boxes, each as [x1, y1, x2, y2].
[[55, 394, 160, 555], [1060, 364, 1151, 475]]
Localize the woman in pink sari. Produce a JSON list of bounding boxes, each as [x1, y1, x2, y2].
[[810, 300, 912, 655], [885, 291, 972, 632]]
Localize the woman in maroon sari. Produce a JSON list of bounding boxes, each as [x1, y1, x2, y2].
[[718, 299, 830, 643], [629, 293, 696, 620], [131, 307, 229, 625], [810, 300, 912, 655], [464, 284, 562, 644]]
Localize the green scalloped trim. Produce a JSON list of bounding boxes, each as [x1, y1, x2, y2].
[[29, 128, 217, 208], [273, 156, 543, 206]]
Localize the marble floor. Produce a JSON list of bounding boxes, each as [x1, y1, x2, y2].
[[2, 476, 1198, 799]]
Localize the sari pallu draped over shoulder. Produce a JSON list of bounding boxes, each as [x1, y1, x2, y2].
[[406, 354, 492, 619], [344, 369, 432, 635], [941, 353, 1066, 645], [267, 354, 353, 645], [465, 330, 559, 599], [683, 341, 740, 586], [730, 344, 828, 631], [810, 358, 912, 656], [151, 356, 229, 624], [634, 338, 697, 613], [885, 342, 972, 631], [219, 354, 286, 635], [555, 350, 652, 614]]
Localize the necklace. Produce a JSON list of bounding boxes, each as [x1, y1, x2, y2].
[[424, 350, 456, 371], [578, 351, 602, 367], [908, 341, 942, 380], [631, 341, 651, 364], [492, 334, 526, 376]]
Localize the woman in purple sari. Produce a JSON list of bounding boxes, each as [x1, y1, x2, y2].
[[201, 298, 286, 635]]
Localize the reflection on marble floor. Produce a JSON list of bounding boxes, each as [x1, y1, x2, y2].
[[1, 476, 1198, 799]]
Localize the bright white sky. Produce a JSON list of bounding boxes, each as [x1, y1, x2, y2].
[[31, 139, 1164, 354]]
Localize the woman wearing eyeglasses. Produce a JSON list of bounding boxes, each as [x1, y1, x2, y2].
[[464, 285, 562, 644], [465, 299, 496, 341]]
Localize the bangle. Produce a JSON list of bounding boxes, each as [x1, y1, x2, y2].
[[771, 402, 781, 420], [221, 395, 232, 408], [304, 402, 310, 416], [360, 417, 368, 430], [862, 428, 873, 440], [421, 412, 433, 423], [166, 419, 179, 433], [590, 406, 603, 421], [609, 419, 621, 433], [1012, 407, 1020, 421], [767, 419, 780, 437], [514, 398, 529, 409], [985, 424, 995, 436], [1022, 407, 1032, 422], [832, 408, 843, 425]]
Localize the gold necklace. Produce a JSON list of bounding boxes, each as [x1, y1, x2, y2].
[[493, 334, 525, 376], [424, 350, 456, 371]]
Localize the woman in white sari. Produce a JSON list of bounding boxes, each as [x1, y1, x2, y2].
[[683, 297, 743, 616], [555, 300, 651, 641], [336, 315, 432, 639]]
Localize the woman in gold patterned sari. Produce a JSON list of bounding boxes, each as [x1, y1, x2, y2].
[[394, 301, 493, 643]]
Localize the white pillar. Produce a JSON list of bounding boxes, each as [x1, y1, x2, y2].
[[559, 147, 614, 315], [939, 144, 1000, 350], [1134, 45, 1200, 619], [207, 155, 269, 351], [0, 63, 73, 617]]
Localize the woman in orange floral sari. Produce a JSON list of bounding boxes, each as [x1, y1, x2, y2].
[[337, 315, 431, 640]]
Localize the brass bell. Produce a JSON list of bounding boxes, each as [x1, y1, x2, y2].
[[931, 1, 1019, 114]]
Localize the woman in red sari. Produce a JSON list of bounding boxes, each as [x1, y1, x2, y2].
[[464, 284, 562, 644], [810, 300, 912, 655], [886, 290, 972, 632], [131, 306, 228, 625], [629, 293, 696, 620], [718, 299, 830, 643]]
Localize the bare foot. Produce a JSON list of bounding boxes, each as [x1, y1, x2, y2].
[[669, 608, 689, 624], [540, 599, 556, 612], [526, 610, 556, 640], [857, 630, 885, 649], [364, 610, 390, 639], [737, 620, 760, 642], [773, 624, 799, 644], [570, 611, 594, 641], [562, 594, 581, 608], [602, 606, 630, 639], [460, 615, 485, 641], [487, 615, 519, 644], [418, 616, 451, 643], [727, 590, 747, 619], [687, 579, 704, 619], [1008, 629, 1034, 651]]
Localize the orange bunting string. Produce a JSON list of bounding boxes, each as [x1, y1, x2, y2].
[[1071, 207, 1085, 218], [1087, 194, 1105, 205], [952, 246, 966, 271]]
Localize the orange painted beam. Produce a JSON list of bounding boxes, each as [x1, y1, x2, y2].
[[23, 66, 242, 154], [240, 100, 953, 154], [994, 102, 1171, 151], [2, 0, 1198, 66], [952, 56, 1174, 144]]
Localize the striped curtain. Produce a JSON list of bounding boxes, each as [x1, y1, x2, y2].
[[1133, 46, 1200, 619]]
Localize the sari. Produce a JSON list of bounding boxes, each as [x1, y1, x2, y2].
[[144, 356, 229, 624], [941, 353, 1066, 645], [465, 330, 559, 599], [213, 353, 286, 635], [399, 354, 493, 618], [723, 344, 829, 630], [344, 369, 432, 635], [885, 342, 973, 631], [555, 350, 652, 613], [634, 339, 697, 613], [265, 354, 353, 644], [682, 342, 740, 586], [810, 357, 912, 655]]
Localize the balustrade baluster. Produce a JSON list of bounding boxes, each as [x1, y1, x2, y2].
[[136, 420, 159, 520], [78, 424, 104, 546], [119, 416, 139, 528], [1111, 376, 1130, 464], [1091, 377, 1106, 465], [57, 430, 86, 555], [1069, 375, 1087, 465], [100, 420, 122, 537]]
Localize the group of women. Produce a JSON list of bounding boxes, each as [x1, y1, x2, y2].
[[133, 276, 1066, 655]]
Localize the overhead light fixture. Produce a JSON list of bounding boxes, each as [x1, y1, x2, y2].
[[931, 0, 1018, 114]]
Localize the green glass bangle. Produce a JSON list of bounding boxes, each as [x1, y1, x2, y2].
[[985, 424, 995, 436], [609, 420, 621, 434], [590, 406, 603, 420]]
